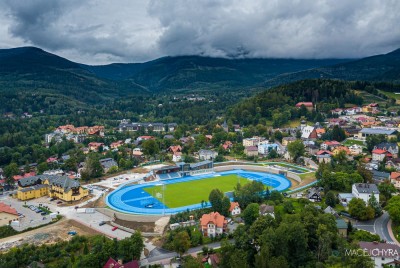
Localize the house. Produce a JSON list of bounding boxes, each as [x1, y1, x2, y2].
[[307, 189, 322, 202], [137, 136, 155, 142], [305, 144, 319, 155], [352, 183, 379, 203], [222, 141, 233, 150], [358, 241, 400, 268], [99, 158, 118, 173], [324, 206, 338, 217], [168, 145, 182, 154], [315, 128, 326, 138], [362, 103, 380, 113], [386, 158, 400, 171], [357, 128, 398, 140], [282, 137, 297, 146], [102, 257, 139, 268], [244, 146, 258, 157], [390, 172, 400, 189], [198, 149, 218, 160], [229, 202, 241, 216], [374, 142, 399, 158], [258, 143, 279, 155], [0, 202, 18, 226], [301, 126, 318, 139], [332, 146, 351, 156], [295, 102, 314, 111], [320, 140, 341, 150], [316, 150, 332, 164], [259, 204, 275, 218], [336, 219, 347, 238], [206, 253, 221, 268], [200, 212, 227, 237], [172, 152, 182, 162], [110, 140, 124, 150], [338, 193, 354, 206], [88, 142, 104, 152], [243, 137, 264, 147], [349, 144, 363, 155], [372, 149, 390, 162], [16, 175, 88, 202], [371, 170, 390, 184]]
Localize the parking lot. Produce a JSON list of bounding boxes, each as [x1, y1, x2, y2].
[[0, 195, 53, 231]]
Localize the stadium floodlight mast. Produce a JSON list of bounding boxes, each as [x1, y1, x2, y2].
[[156, 183, 165, 215]]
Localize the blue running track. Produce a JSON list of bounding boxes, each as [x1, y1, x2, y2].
[[106, 169, 291, 215]]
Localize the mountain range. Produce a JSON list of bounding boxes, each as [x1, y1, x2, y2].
[[0, 46, 399, 102]]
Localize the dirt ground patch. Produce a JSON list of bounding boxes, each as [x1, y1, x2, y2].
[[82, 195, 106, 208], [114, 218, 155, 232], [0, 219, 103, 252]]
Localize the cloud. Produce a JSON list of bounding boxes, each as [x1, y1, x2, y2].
[[0, 0, 399, 64], [149, 0, 400, 59]]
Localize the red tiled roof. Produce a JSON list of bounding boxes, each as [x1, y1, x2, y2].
[[372, 149, 387, 154], [295, 102, 313, 107], [229, 202, 240, 212], [200, 212, 226, 228], [391, 172, 400, 180], [316, 150, 333, 155], [0, 202, 18, 216], [102, 257, 139, 268]]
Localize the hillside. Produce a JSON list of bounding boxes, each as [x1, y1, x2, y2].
[[82, 56, 350, 91], [265, 49, 400, 87], [0, 47, 142, 103]]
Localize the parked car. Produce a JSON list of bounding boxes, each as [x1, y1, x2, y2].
[[112, 226, 118, 231], [41, 212, 47, 216], [68, 231, 77, 236], [99, 221, 106, 226], [57, 201, 63, 204], [50, 198, 56, 201]]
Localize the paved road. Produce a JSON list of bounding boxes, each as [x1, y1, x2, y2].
[[353, 211, 396, 244], [141, 240, 234, 265]]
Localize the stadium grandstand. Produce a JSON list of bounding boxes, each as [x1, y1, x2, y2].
[[152, 160, 214, 180]]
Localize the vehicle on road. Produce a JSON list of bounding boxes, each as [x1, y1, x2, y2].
[[99, 221, 106, 226], [68, 231, 77, 236], [112, 226, 118, 231], [57, 201, 63, 204]]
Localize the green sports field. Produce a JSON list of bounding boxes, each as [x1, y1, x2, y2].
[[144, 174, 252, 208]]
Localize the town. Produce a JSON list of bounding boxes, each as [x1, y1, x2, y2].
[[1, 95, 400, 267]]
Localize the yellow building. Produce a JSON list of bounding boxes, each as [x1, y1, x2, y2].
[[16, 175, 88, 202]]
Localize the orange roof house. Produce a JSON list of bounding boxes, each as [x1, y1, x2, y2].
[[333, 146, 351, 155], [229, 202, 241, 216], [200, 212, 227, 237], [88, 142, 104, 152], [168, 145, 182, 153]]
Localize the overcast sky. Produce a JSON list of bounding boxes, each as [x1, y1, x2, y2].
[[0, 0, 399, 65]]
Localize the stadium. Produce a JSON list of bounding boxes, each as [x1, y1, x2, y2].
[[106, 161, 293, 215]]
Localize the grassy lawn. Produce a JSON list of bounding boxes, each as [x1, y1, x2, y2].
[[343, 139, 365, 146], [144, 175, 252, 208]]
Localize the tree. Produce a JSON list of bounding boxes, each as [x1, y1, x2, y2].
[[173, 231, 191, 257], [325, 191, 337, 207], [378, 181, 396, 201], [287, 140, 305, 161], [386, 196, 400, 224], [37, 162, 49, 174], [80, 154, 103, 181], [142, 139, 159, 157], [4, 162, 19, 184], [368, 194, 382, 217], [221, 196, 231, 217], [116, 232, 144, 262], [366, 134, 386, 152], [242, 203, 260, 226], [331, 125, 346, 141], [209, 189, 224, 213], [348, 198, 375, 221]]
